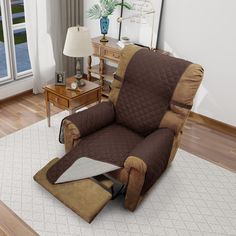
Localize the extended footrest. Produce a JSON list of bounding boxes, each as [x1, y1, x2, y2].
[[34, 158, 113, 223]]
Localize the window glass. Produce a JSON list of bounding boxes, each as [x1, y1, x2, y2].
[[11, 0, 25, 25], [0, 3, 8, 79], [14, 29, 31, 73]]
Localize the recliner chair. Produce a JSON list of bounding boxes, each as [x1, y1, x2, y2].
[[35, 45, 204, 223]]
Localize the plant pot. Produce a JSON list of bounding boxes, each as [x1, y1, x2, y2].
[[100, 16, 109, 42]]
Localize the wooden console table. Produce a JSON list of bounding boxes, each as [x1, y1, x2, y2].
[[44, 77, 101, 127], [88, 36, 121, 96]]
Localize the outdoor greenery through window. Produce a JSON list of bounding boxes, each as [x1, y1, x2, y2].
[[0, 0, 31, 83]]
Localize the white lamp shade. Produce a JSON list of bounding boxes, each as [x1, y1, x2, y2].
[[63, 26, 93, 58]]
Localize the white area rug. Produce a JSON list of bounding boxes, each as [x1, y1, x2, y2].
[[0, 112, 236, 236]]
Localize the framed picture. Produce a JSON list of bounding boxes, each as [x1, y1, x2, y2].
[[118, 0, 164, 49], [55, 72, 66, 86]]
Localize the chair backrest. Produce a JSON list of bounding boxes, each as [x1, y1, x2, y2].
[[109, 45, 204, 136]]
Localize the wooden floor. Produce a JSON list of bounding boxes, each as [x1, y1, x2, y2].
[[0, 201, 38, 236], [0, 92, 61, 138], [182, 120, 236, 172], [0, 91, 236, 173]]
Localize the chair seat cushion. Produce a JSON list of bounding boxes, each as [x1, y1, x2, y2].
[[47, 124, 143, 183]]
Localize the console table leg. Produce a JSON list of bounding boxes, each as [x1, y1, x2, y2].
[[46, 102, 51, 127], [45, 91, 51, 127], [87, 56, 92, 81], [100, 58, 105, 86]]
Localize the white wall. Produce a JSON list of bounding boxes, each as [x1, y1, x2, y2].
[[159, 0, 236, 126]]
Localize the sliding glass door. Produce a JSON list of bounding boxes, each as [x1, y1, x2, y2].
[[0, 0, 31, 84]]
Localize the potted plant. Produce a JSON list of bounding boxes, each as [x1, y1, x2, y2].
[[87, 0, 133, 42]]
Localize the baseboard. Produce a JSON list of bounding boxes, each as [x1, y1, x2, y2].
[[0, 77, 33, 100], [0, 89, 33, 102], [189, 112, 236, 138]]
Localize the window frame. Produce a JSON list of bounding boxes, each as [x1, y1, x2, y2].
[[0, 0, 13, 83], [0, 0, 32, 85]]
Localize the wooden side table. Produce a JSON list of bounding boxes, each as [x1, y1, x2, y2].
[[44, 77, 101, 127]]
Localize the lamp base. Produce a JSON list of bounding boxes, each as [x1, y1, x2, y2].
[[75, 77, 86, 87], [74, 72, 83, 79], [100, 34, 109, 43]]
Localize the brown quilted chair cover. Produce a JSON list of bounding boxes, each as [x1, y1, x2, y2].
[[46, 45, 204, 214], [110, 45, 204, 136], [109, 45, 204, 210], [47, 123, 143, 184], [130, 128, 175, 194], [59, 101, 115, 144], [115, 49, 191, 136]]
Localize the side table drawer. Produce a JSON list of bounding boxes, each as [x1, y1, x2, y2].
[[48, 93, 68, 108], [70, 90, 99, 108], [102, 48, 120, 61]]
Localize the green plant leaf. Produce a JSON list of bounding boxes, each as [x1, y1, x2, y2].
[[87, 4, 102, 19], [103, 0, 117, 16], [87, 0, 133, 19]]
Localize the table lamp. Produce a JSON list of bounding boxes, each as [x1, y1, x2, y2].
[[63, 26, 93, 87]]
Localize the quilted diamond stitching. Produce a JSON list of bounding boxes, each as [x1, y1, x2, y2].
[[116, 49, 191, 136]]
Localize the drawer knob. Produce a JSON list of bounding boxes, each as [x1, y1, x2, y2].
[[113, 53, 119, 58]]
